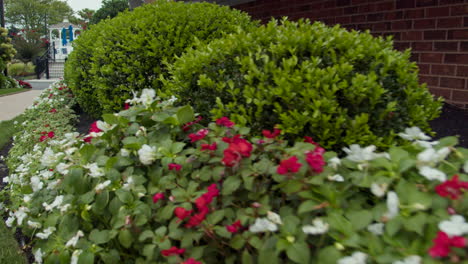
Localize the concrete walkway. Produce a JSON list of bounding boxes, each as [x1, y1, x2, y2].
[[0, 90, 43, 121], [28, 79, 60, 90]]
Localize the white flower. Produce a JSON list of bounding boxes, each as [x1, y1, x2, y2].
[[71, 249, 82, 264], [464, 161, 468, 174], [367, 223, 384, 235], [328, 174, 344, 182], [14, 206, 29, 225], [40, 170, 54, 180], [138, 144, 157, 165], [34, 248, 43, 264], [41, 147, 58, 166], [59, 203, 71, 213], [343, 144, 388, 163], [392, 255, 422, 264], [398, 127, 430, 141], [302, 218, 329, 235], [36, 226, 56, 239], [2, 176, 9, 183], [56, 163, 69, 175], [370, 183, 388, 197], [27, 220, 42, 229], [96, 120, 115, 132], [267, 211, 283, 225], [43, 195, 64, 211], [5, 216, 15, 227], [385, 191, 399, 219], [123, 176, 134, 190], [65, 147, 77, 156], [135, 126, 147, 137], [47, 180, 60, 190], [95, 180, 111, 191], [31, 176, 44, 192], [417, 147, 450, 164], [120, 149, 130, 157], [328, 157, 341, 169], [84, 163, 105, 178], [338, 251, 368, 264], [439, 215, 468, 237], [414, 140, 438, 149], [249, 218, 278, 233], [139, 88, 156, 106], [65, 230, 84, 248], [418, 166, 446, 182]]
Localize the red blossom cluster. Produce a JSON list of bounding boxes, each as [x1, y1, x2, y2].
[[277, 156, 302, 175], [262, 128, 281, 139], [49, 108, 57, 113], [173, 184, 220, 228], [168, 163, 182, 171], [182, 116, 203, 132], [221, 135, 253, 167], [152, 193, 164, 203], [305, 146, 326, 173], [429, 231, 466, 258], [216, 117, 235, 128], [225, 220, 243, 233], [39, 131, 55, 142], [201, 142, 217, 151], [188, 128, 209, 142], [17, 80, 32, 89], [83, 121, 102, 143], [435, 175, 468, 200], [161, 246, 185, 256]]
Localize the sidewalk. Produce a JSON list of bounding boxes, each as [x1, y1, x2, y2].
[[0, 90, 43, 121], [28, 79, 60, 90]]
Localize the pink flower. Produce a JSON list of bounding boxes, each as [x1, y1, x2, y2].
[[174, 207, 193, 221], [305, 152, 325, 173], [226, 220, 243, 233], [161, 246, 186, 257], [181, 258, 202, 264], [188, 128, 209, 142], [262, 128, 281, 139], [435, 175, 468, 200], [216, 117, 235, 128], [429, 231, 466, 258], [152, 193, 165, 203], [47, 131, 55, 139], [201, 142, 217, 151], [277, 156, 302, 175], [168, 163, 182, 171], [49, 108, 57, 113]]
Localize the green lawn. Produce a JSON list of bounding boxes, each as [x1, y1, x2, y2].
[[0, 115, 28, 264], [0, 88, 28, 97]]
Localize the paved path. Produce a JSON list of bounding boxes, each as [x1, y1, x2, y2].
[[28, 79, 60, 90], [0, 90, 43, 121]]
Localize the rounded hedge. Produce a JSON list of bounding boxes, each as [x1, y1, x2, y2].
[[165, 19, 442, 151], [65, 0, 256, 118]]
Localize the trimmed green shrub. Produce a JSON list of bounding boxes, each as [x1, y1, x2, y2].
[[0, 27, 19, 89], [165, 19, 442, 151], [65, 0, 256, 118], [3, 88, 468, 264]]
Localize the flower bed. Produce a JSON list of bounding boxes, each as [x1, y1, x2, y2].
[[2, 88, 467, 263]]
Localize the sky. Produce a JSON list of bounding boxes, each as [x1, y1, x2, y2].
[[67, 0, 103, 12]]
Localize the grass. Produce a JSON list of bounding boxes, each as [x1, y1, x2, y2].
[[0, 115, 28, 264], [0, 88, 28, 97]]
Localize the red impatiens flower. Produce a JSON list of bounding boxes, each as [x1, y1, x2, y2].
[[226, 220, 243, 233], [39, 131, 55, 142], [184, 210, 209, 228], [161, 246, 186, 257], [124, 103, 130, 110], [168, 163, 182, 171], [435, 175, 468, 200], [182, 116, 203, 132], [429, 231, 466, 258], [39, 135, 47, 142], [48, 131, 55, 139], [183, 184, 219, 228], [188, 128, 209, 142], [174, 207, 193, 221], [305, 152, 325, 173], [262, 128, 281, 139], [49, 108, 57, 113], [304, 136, 319, 146], [277, 156, 302, 175], [152, 193, 165, 203], [89, 121, 102, 133], [201, 142, 217, 151], [181, 258, 202, 264], [222, 135, 253, 167], [216, 117, 235, 128]]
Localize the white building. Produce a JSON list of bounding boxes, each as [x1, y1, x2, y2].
[[48, 19, 82, 61]]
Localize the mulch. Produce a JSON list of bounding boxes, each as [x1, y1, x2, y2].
[[0, 103, 466, 263]]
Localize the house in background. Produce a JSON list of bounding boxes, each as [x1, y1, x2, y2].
[[184, 0, 468, 109], [48, 19, 82, 61]]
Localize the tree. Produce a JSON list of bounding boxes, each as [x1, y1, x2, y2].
[[90, 0, 129, 25], [5, 0, 73, 34], [128, 0, 156, 10], [70, 8, 95, 30]]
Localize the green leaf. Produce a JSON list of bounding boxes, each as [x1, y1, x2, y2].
[[78, 251, 94, 264], [115, 189, 133, 204], [230, 235, 245, 250], [386, 216, 402, 236], [143, 244, 156, 259], [176, 105, 195, 124], [281, 180, 303, 194], [316, 246, 342, 264], [327, 211, 354, 236], [89, 229, 111, 244], [139, 230, 154, 242], [80, 144, 96, 163], [118, 229, 134, 249], [95, 191, 109, 210], [403, 213, 426, 235], [258, 249, 279, 264], [207, 210, 225, 225], [346, 210, 373, 230], [298, 200, 318, 214], [242, 250, 253, 264], [286, 242, 310, 264], [222, 176, 242, 195]]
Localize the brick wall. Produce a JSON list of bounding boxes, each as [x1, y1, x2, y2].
[[232, 0, 468, 108]]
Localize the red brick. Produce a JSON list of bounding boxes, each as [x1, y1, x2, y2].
[[432, 64, 457, 75], [352, 0, 369, 4], [336, 0, 351, 7], [426, 7, 450, 17], [344, 6, 358, 14], [374, 2, 394, 12], [418, 63, 431, 74], [421, 53, 444, 63], [336, 16, 351, 24], [445, 53, 468, 63], [367, 13, 384, 22], [420, 75, 439, 86], [385, 11, 403, 20], [351, 15, 366, 22], [457, 66, 468, 77], [439, 0, 465, 4], [441, 77, 466, 88], [451, 5, 468, 16], [413, 19, 436, 29], [434, 42, 459, 51], [437, 17, 463, 28], [397, 0, 415, 9], [461, 42, 468, 51], [404, 9, 425, 19], [392, 21, 413, 30], [373, 22, 391, 31], [429, 88, 452, 100], [416, 0, 438, 7], [452, 90, 468, 101], [410, 52, 420, 62], [382, 32, 401, 41], [448, 30, 468, 40], [424, 30, 447, 40], [412, 42, 433, 51], [394, 42, 411, 50], [402, 31, 423, 40], [465, 17, 468, 27]]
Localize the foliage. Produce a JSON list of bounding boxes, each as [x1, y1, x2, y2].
[[165, 19, 442, 151], [5, 0, 73, 35], [70, 8, 96, 30], [3, 88, 468, 264], [8, 62, 35, 77], [0, 220, 27, 264], [10, 29, 47, 63], [89, 0, 129, 25], [0, 27, 20, 89], [65, 0, 256, 118]]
